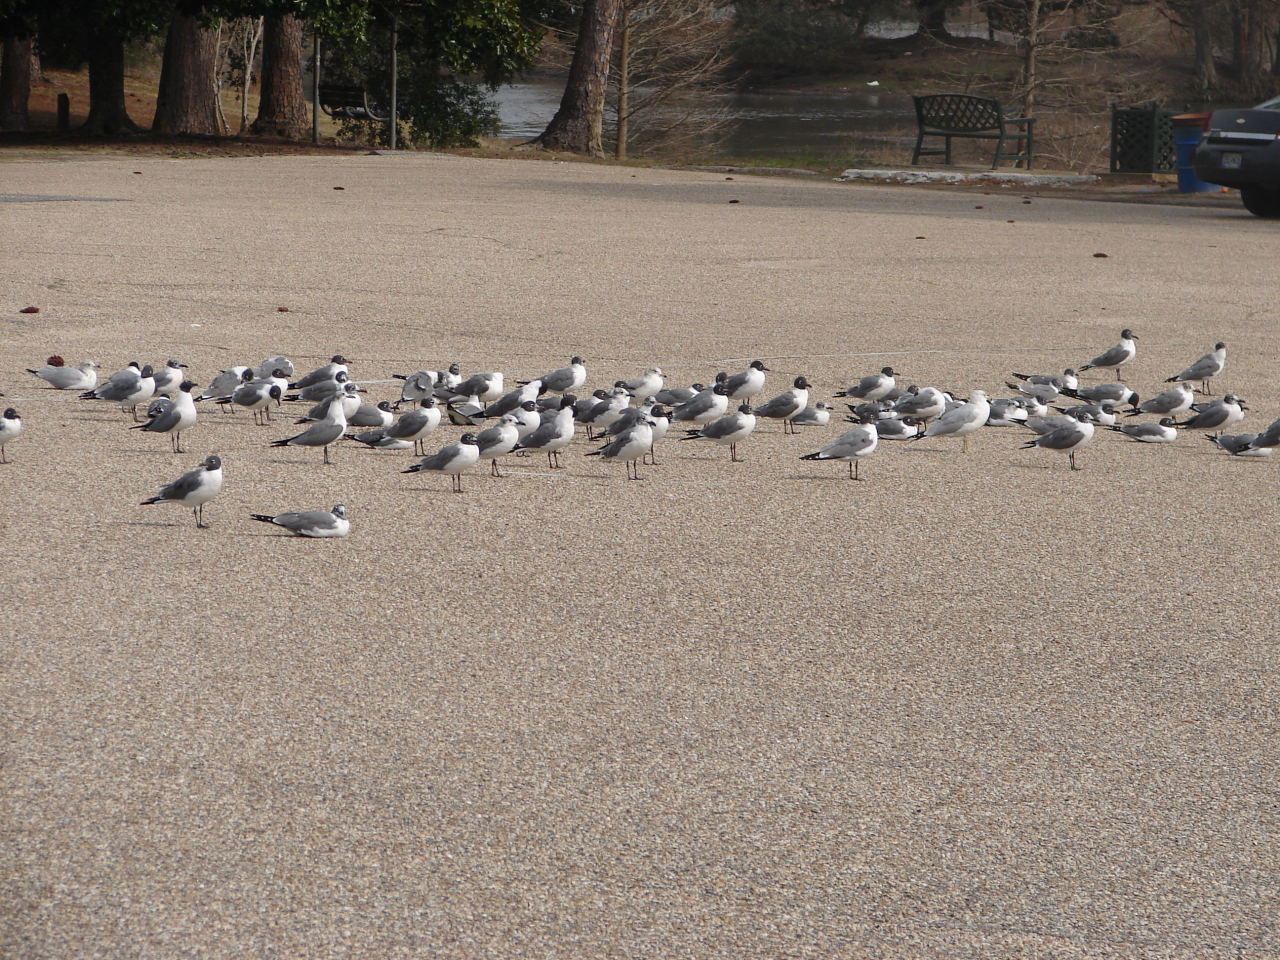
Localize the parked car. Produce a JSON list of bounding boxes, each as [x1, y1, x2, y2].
[[1194, 94, 1280, 217]]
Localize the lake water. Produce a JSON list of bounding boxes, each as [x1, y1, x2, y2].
[[495, 79, 918, 159]]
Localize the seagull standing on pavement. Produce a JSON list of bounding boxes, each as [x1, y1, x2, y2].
[[513, 396, 576, 469], [586, 417, 655, 480], [837, 366, 899, 402], [140, 454, 223, 528], [800, 416, 878, 479], [525, 357, 586, 395], [909, 389, 990, 452], [790, 402, 834, 427], [723, 360, 770, 401], [1174, 395, 1247, 434], [403, 433, 480, 493], [679, 403, 757, 462], [473, 416, 521, 477], [383, 398, 441, 454], [623, 367, 664, 403], [754, 376, 810, 434], [270, 394, 347, 463], [671, 382, 729, 424], [1079, 329, 1137, 380], [151, 359, 189, 398], [1022, 410, 1094, 471], [0, 408, 22, 462], [250, 504, 349, 537], [1165, 342, 1226, 394], [130, 380, 198, 452]]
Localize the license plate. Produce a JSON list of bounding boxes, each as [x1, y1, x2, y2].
[[1222, 152, 1242, 169]]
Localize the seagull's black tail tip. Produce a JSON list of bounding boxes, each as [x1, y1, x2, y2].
[[140, 497, 161, 506], [391, 374, 409, 381], [798, 452, 822, 461], [269, 438, 290, 447], [1164, 375, 1178, 383], [248, 514, 275, 524]]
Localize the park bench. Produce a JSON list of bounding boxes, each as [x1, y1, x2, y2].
[[911, 94, 1035, 170], [318, 84, 389, 123]]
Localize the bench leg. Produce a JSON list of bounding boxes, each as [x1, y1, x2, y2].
[[944, 136, 952, 165], [992, 134, 1003, 169], [912, 133, 925, 165]]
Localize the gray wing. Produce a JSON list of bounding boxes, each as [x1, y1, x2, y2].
[[273, 510, 338, 533], [722, 371, 749, 395], [1121, 423, 1161, 440], [823, 428, 876, 457], [848, 374, 880, 397], [1185, 404, 1226, 429], [1177, 353, 1220, 380], [520, 420, 556, 448], [1252, 418, 1280, 448], [286, 420, 344, 446], [672, 392, 713, 421], [385, 410, 426, 438], [42, 367, 83, 388], [754, 392, 799, 418], [1142, 388, 1183, 413], [418, 443, 462, 470], [700, 414, 742, 440], [541, 367, 574, 392], [474, 424, 508, 453], [291, 367, 332, 390], [1088, 342, 1129, 367], [143, 403, 183, 432], [1036, 424, 1086, 450], [157, 467, 204, 501]]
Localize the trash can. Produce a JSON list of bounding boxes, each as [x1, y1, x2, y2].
[[1171, 112, 1216, 193]]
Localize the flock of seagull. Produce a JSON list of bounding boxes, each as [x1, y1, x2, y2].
[[4, 329, 1277, 536]]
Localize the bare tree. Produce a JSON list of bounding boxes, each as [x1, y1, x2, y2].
[[609, 0, 733, 159], [217, 16, 263, 134]]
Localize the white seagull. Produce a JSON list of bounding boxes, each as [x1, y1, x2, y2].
[[251, 503, 350, 538], [403, 433, 481, 493], [799, 417, 878, 479], [0, 407, 22, 462], [1079, 328, 1137, 380], [141, 454, 223, 528]]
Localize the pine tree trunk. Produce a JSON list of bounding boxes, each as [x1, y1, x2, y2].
[[614, 11, 630, 160], [252, 12, 307, 139], [153, 13, 222, 136], [82, 31, 142, 134], [538, 0, 622, 156], [0, 34, 33, 131]]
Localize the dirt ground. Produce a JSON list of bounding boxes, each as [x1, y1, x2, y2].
[[1, 152, 1278, 959]]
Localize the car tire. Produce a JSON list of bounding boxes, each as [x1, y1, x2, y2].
[[1240, 184, 1280, 217]]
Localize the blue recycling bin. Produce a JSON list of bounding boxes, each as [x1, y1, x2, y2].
[[1172, 114, 1217, 193]]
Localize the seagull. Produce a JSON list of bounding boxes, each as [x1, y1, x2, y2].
[[679, 403, 757, 461], [909, 389, 989, 451], [296, 381, 361, 423], [1022, 410, 1094, 470], [513, 395, 576, 469], [1244, 417, 1280, 452], [27, 357, 98, 390], [485, 379, 545, 420], [403, 433, 480, 492], [151, 359, 189, 398], [872, 416, 919, 440], [586, 417, 655, 480], [345, 428, 413, 450], [393, 369, 444, 407], [200, 366, 250, 404], [508, 400, 541, 442], [0, 408, 22, 462], [754, 376, 810, 434], [130, 380, 198, 452], [671, 382, 729, 424], [987, 397, 1029, 427], [1005, 379, 1059, 403], [800, 416, 878, 479], [1079, 328, 1137, 380], [446, 393, 488, 427], [270, 394, 347, 463], [723, 360, 769, 401], [837, 366, 899, 401], [474, 415, 521, 476], [1207, 433, 1273, 457], [82, 363, 156, 420], [289, 355, 348, 391], [1165, 342, 1226, 394], [655, 382, 702, 407], [891, 386, 947, 431], [250, 503, 350, 538], [622, 367, 664, 403], [1174, 395, 1246, 434], [222, 379, 282, 425], [1126, 383, 1194, 419], [255, 356, 295, 380], [790, 402, 834, 427], [525, 356, 587, 395], [349, 400, 396, 428], [1060, 382, 1137, 406], [578, 385, 630, 439], [1010, 368, 1079, 392], [1108, 418, 1178, 443], [286, 370, 353, 404], [140, 454, 223, 528], [443, 371, 504, 404], [644, 405, 670, 464], [1053, 402, 1122, 427]]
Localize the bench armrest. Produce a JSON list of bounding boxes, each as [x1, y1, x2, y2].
[[1004, 116, 1035, 126]]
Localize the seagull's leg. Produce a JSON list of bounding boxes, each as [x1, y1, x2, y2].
[[962, 434, 969, 454], [491, 459, 501, 478], [0, 444, 5, 463], [847, 461, 854, 480], [323, 444, 331, 465]]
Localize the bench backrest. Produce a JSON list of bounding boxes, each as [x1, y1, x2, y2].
[[914, 94, 1005, 132], [319, 85, 369, 109]]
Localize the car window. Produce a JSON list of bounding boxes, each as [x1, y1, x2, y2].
[[1255, 94, 1280, 110]]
